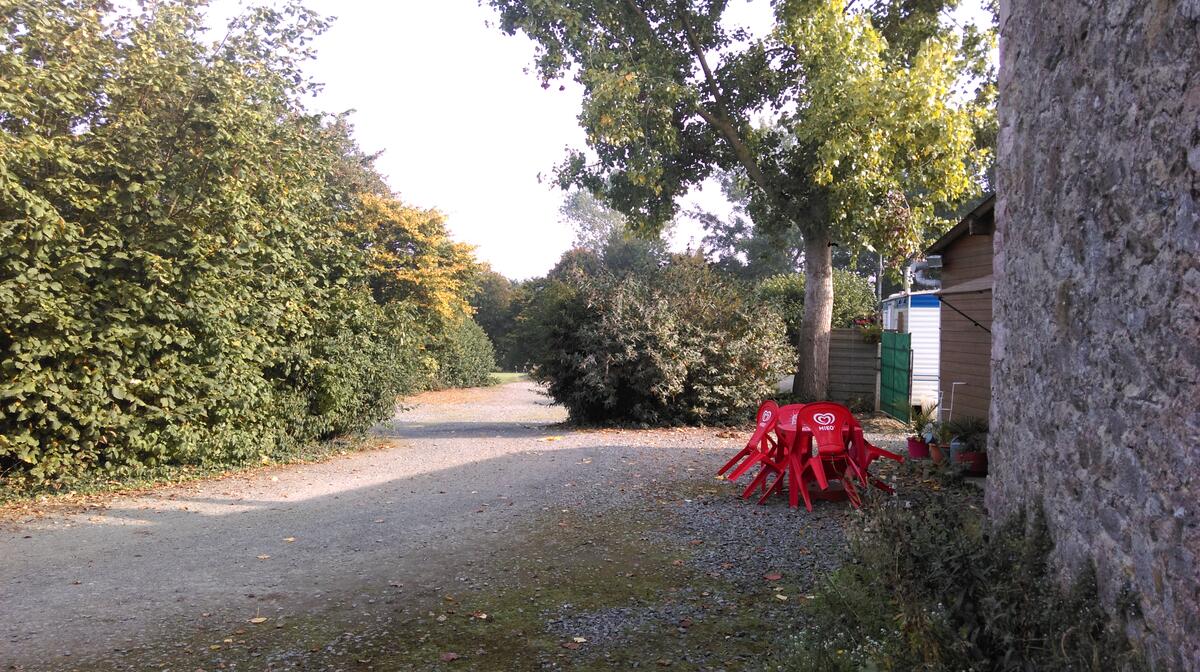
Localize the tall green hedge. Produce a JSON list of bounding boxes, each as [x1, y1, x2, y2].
[[0, 2, 476, 483]]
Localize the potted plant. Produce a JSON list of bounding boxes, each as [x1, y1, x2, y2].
[[945, 417, 989, 476], [929, 422, 954, 465], [907, 404, 936, 459]]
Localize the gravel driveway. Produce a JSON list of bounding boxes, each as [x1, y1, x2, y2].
[[0, 382, 905, 671]]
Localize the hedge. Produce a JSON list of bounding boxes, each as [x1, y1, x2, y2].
[[0, 2, 480, 483]]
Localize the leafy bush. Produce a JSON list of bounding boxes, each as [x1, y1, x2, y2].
[[430, 318, 497, 389], [756, 269, 878, 344], [0, 2, 481, 484], [779, 469, 1148, 671], [527, 255, 792, 425]]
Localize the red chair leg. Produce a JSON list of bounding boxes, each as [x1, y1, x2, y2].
[[808, 454, 829, 490], [757, 470, 786, 505], [842, 468, 863, 508], [787, 453, 814, 511], [741, 465, 772, 499], [717, 446, 755, 476], [869, 474, 894, 493], [727, 452, 766, 482]]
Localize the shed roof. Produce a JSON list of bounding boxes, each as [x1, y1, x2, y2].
[[927, 193, 996, 255], [938, 274, 993, 295]]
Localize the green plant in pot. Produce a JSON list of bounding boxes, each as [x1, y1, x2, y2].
[[926, 421, 949, 465], [907, 405, 936, 459], [943, 417, 989, 476]]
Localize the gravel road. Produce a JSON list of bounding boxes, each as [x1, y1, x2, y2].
[[0, 382, 906, 671]]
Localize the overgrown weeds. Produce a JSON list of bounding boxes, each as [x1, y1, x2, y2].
[[779, 465, 1148, 671]]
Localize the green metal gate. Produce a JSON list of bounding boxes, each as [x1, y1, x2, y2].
[[880, 331, 912, 422]]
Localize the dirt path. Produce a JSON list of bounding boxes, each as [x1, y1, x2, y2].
[[0, 383, 905, 671]]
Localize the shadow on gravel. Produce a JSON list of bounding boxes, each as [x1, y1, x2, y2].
[[374, 420, 570, 440], [4, 425, 826, 671]]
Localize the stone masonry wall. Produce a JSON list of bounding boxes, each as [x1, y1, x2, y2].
[[992, 1, 1200, 669]]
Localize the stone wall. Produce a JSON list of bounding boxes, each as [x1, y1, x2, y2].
[[991, 1, 1200, 669]]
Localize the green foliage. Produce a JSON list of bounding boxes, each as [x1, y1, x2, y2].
[[470, 268, 521, 369], [429, 317, 498, 390], [756, 270, 877, 344], [0, 0, 484, 484], [910, 403, 937, 437], [780, 474, 1147, 671], [525, 255, 792, 425], [942, 415, 989, 451]]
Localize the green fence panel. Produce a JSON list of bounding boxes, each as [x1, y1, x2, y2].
[[880, 331, 912, 422]]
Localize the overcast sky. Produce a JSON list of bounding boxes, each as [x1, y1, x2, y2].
[[206, 0, 991, 280]]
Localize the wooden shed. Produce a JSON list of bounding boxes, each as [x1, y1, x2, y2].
[[928, 195, 995, 423]]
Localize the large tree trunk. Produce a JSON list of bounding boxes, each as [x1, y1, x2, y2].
[[794, 225, 833, 400]]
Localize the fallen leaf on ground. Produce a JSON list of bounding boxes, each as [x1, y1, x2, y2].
[[774, 594, 788, 601], [572, 637, 587, 643], [256, 554, 270, 560], [537, 436, 563, 442], [561, 641, 581, 650], [248, 617, 268, 624], [763, 572, 782, 581], [439, 652, 460, 662], [471, 611, 488, 620], [283, 537, 296, 543]]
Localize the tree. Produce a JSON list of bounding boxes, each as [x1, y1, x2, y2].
[[344, 194, 479, 332], [757, 270, 879, 348], [695, 172, 804, 282], [488, 0, 990, 398], [560, 190, 670, 275]]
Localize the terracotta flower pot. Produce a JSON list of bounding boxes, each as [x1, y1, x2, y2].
[[929, 442, 947, 465], [955, 450, 988, 476], [907, 436, 930, 459]]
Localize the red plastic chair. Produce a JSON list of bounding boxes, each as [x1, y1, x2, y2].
[[717, 400, 779, 480], [742, 403, 806, 504], [793, 403, 868, 508], [845, 418, 904, 493]]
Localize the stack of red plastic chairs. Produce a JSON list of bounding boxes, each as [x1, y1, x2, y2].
[[718, 400, 903, 510]]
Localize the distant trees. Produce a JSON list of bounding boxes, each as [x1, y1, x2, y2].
[[0, 0, 491, 483]]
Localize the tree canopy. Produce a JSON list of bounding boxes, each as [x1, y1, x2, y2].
[[489, 0, 993, 397]]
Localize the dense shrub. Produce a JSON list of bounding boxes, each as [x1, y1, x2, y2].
[[430, 318, 497, 389], [527, 255, 792, 425], [780, 468, 1148, 671], [756, 269, 877, 345], [0, 2, 480, 483]]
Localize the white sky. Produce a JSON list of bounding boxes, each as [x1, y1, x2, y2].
[[205, 0, 991, 280]]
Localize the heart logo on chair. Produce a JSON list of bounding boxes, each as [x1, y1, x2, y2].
[[760, 410, 773, 424], [813, 412, 837, 426]]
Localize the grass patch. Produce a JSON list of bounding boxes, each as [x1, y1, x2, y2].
[[489, 371, 529, 385], [65, 498, 830, 671]]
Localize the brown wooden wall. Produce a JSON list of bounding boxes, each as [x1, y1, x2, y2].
[[828, 328, 878, 409], [938, 232, 993, 422]]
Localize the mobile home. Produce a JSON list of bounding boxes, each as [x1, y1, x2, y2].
[[881, 290, 941, 408]]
